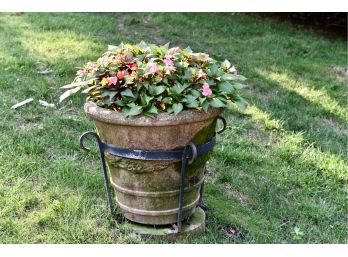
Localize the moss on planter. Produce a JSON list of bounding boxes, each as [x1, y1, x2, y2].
[[174, 119, 217, 176]]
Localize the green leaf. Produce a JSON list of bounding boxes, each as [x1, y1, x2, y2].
[[210, 98, 226, 108], [183, 69, 192, 80], [108, 91, 117, 101], [101, 90, 118, 102], [184, 94, 198, 104], [221, 59, 231, 69], [126, 102, 136, 107], [210, 64, 219, 77], [122, 105, 143, 117], [237, 75, 247, 81], [160, 43, 169, 53], [184, 46, 193, 54], [146, 105, 158, 114], [175, 61, 184, 69], [172, 103, 183, 115], [125, 76, 135, 85], [121, 88, 135, 98], [206, 79, 216, 86], [220, 73, 237, 81], [143, 81, 149, 90], [140, 94, 153, 106], [190, 89, 201, 98], [108, 45, 117, 51], [115, 99, 125, 106], [233, 97, 248, 110], [232, 83, 246, 89], [149, 44, 163, 56], [162, 97, 173, 104], [202, 100, 210, 112], [185, 100, 199, 108], [136, 83, 143, 91], [218, 81, 234, 93], [170, 82, 190, 95], [103, 97, 112, 106], [137, 41, 148, 49], [154, 75, 163, 84], [149, 85, 166, 96], [233, 83, 245, 89], [198, 97, 206, 104]]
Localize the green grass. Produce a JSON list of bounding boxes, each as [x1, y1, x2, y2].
[[0, 13, 347, 243]]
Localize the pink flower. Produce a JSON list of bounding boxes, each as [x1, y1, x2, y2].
[[166, 64, 176, 72], [164, 56, 174, 66], [87, 62, 98, 70], [168, 47, 179, 56], [229, 66, 238, 75], [198, 70, 207, 79], [117, 54, 126, 63], [144, 63, 161, 77], [127, 62, 137, 71], [107, 76, 118, 86], [202, 83, 212, 97], [117, 71, 125, 80], [103, 56, 113, 63], [164, 56, 176, 73], [149, 63, 160, 74]]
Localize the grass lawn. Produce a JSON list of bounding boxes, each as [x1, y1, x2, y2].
[[0, 13, 347, 243]]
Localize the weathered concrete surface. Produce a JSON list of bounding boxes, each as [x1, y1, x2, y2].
[[126, 207, 206, 237], [85, 101, 223, 225]]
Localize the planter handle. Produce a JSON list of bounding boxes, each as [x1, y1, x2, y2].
[[186, 142, 197, 165], [216, 116, 227, 134]]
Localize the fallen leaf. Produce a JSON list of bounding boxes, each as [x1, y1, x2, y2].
[[59, 86, 81, 102], [38, 68, 52, 75], [11, 98, 34, 109], [227, 226, 238, 236], [39, 100, 55, 108], [60, 83, 79, 89]]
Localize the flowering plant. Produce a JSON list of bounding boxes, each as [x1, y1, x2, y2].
[[60, 42, 247, 117]]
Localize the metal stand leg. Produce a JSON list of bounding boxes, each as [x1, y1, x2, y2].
[[177, 142, 197, 233], [199, 167, 205, 207], [80, 131, 114, 214]]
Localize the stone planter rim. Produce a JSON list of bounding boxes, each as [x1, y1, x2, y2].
[[84, 101, 224, 127]]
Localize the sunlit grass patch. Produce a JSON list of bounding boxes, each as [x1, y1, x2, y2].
[[246, 105, 283, 131], [258, 69, 348, 123]]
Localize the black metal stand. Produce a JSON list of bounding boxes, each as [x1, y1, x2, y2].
[[79, 116, 226, 234]]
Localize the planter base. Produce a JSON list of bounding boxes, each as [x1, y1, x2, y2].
[[125, 207, 205, 238]]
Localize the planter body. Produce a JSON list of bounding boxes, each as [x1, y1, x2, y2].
[[85, 101, 223, 225]]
